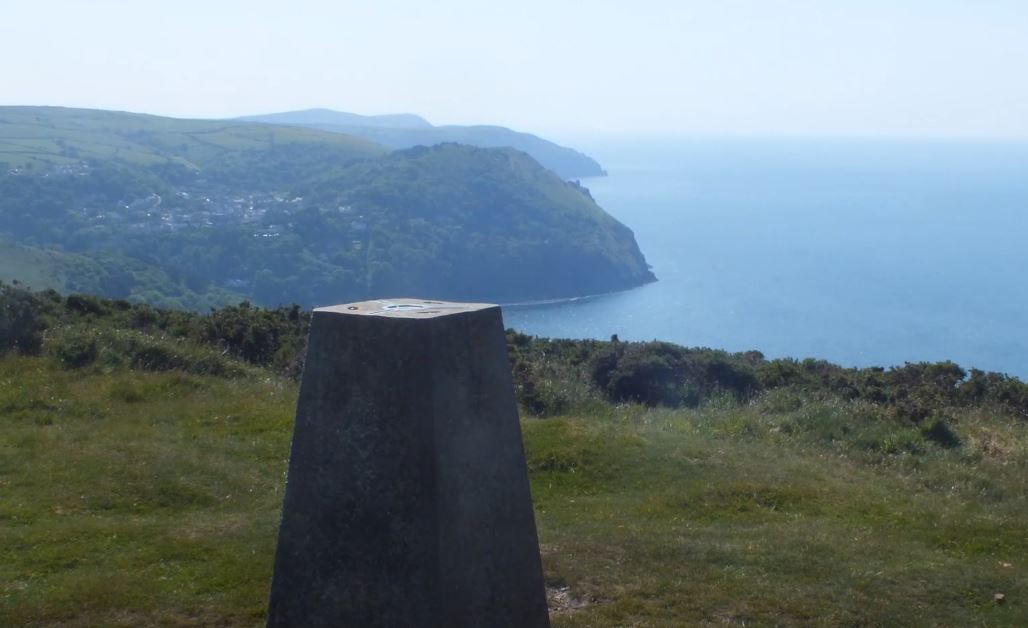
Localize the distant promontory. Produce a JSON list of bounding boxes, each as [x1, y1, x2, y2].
[[238, 108, 607, 180]]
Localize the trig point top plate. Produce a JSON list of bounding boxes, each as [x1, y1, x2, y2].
[[315, 298, 497, 319]]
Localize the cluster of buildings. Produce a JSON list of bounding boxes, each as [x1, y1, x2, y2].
[[82, 188, 314, 236]]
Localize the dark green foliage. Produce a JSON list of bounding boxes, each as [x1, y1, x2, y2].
[[959, 368, 1028, 417], [588, 342, 761, 407], [298, 143, 654, 301], [0, 239, 242, 311], [508, 334, 761, 410], [504, 327, 1028, 421], [45, 326, 245, 377], [198, 302, 310, 374], [5, 284, 1028, 427], [0, 282, 48, 354], [48, 326, 99, 367], [65, 293, 111, 316], [0, 284, 302, 377], [0, 164, 163, 243], [591, 342, 686, 406]]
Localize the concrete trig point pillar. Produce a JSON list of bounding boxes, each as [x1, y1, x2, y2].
[[267, 298, 550, 627]]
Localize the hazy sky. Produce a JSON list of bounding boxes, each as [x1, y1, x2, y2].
[[2, 0, 1027, 139]]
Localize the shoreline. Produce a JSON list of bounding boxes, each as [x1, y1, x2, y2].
[[498, 276, 657, 310]]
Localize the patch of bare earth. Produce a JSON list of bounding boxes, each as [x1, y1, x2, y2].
[[547, 585, 589, 616]]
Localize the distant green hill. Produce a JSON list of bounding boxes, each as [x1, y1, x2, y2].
[[238, 108, 607, 179], [239, 107, 432, 130], [0, 107, 653, 308], [0, 240, 242, 310], [0, 106, 385, 170], [306, 143, 648, 300]]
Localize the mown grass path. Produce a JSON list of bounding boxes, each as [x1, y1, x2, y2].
[[1, 356, 1025, 626]]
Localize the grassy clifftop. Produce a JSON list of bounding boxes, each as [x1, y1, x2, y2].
[[3, 354, 1025, 627], [0, 106, 385, 170], [1, 287, 1025, 625]]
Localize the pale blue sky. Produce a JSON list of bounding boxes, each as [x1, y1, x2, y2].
[[2, 0, 1026, 139]]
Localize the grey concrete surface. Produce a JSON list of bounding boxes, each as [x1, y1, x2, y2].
[[266, 299, 550, 627]]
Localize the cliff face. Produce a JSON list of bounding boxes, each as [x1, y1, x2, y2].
[[314, 143, 654, 302]]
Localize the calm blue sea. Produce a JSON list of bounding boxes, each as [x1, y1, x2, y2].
[[502, 137, 1028, 378]]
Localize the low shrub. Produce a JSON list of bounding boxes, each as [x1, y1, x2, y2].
[[45, 326, 245, 377], [6, 283, 1028, 423], [48, 326, 99, 368]]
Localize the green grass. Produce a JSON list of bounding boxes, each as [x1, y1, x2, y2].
[[1, 355, 1025, 626], [0, 356, 293, 626], [0, 106, 386, 169], [531, 403, 1027, 626]]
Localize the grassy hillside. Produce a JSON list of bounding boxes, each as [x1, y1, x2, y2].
[[0, 241, 57, 289], [1, 360, 1024, 626], [302, 143, 653, 300], [1, 107, 651, 307], [0, 240, 242, 310], [1, 287, 1026, 626], [239, 108, 607, 179], [0, 106, 385, 170], [239, 108, 432, 129]]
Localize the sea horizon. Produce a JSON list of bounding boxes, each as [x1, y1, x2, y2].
[[504, 135, 1028, 378]]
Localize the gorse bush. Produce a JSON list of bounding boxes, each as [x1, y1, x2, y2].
[[45, 326, 247, 377], [0, 282, 48, 354], [0, 282, 307, 371], [199, 302, 309, 375], [590, 342, 760, 407], [4, 283, 1028, 422], [48, 325, 99, 368]]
